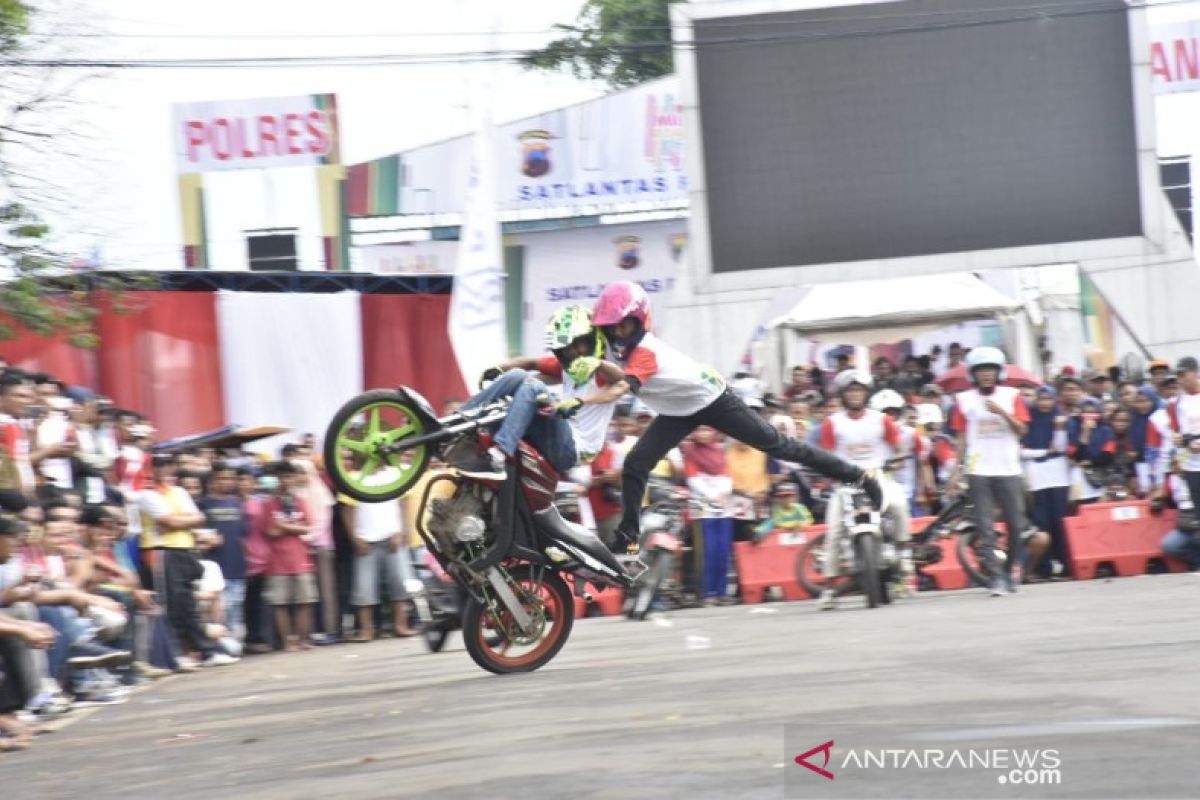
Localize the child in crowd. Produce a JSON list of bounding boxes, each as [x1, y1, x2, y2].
[[753, 482, 814, 544]]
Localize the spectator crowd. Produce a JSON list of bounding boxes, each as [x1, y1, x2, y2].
[[2, 343, 1198, 752], [0, 360, 427, 753]]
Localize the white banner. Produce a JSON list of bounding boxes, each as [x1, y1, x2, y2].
[[173, 94, 338, 173], [389, 76, 688, 214], [216, 291, 363, 454], [449, 104, 508, 390], [1152, 23, 1200, 95], [520, 220, 686, 356]]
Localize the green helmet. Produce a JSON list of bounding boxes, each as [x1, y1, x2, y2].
[[544, 305, 595, 352]]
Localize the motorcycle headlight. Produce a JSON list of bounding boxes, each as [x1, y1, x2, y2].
[[454, 515, 486, 542]]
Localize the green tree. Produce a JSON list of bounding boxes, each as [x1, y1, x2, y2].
[[0, 0, 141, 348], [521, 0, 673, 90]]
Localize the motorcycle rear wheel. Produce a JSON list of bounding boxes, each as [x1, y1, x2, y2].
[[324, 389, 431, 503], [462, 565, 575, 674], [956, 528, 1007, 588]]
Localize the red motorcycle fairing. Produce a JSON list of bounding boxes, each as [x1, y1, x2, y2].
[[517, 442, 559, 512]]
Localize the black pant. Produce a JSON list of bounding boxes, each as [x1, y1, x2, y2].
[[618, 389, 863, 534], [162, 549, 218, 657], [1183, 472, 1200, 515], [0, 632, 37, 713], [244, 574, 270, 646]]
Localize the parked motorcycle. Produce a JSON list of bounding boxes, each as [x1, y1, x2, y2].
[[626, 478, 692, 620], [324, 386, 636, 674]]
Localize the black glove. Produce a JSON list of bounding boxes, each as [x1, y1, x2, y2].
[[478, 366, 503, 388], [858, 468, 884, 512]]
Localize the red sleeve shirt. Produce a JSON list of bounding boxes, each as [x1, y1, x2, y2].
[[819, 417, 836, 450], [882, 415, 902, 448], [535, 355, 563, 378], [949, 404, 966, 434], [1147, 424, 1163, 448], [1012, 396, 1031, 424], [624, 346, 659, 386]]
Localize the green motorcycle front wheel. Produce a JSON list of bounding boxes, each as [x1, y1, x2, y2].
[[323, 389, 431, 503]]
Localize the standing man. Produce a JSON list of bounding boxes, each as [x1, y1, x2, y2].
[[139, 453, 238, 665], [947, 347, 1031, 596]]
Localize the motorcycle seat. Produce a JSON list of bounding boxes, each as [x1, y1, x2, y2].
[[533, 506, 626, 576]]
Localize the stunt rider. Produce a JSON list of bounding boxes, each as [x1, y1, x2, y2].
[[817, 374, 913, 609], [580, 281, 882, 550], [452, 305, 623, 479]]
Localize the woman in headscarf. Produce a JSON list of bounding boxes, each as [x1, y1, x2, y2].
[[1021, 386, 1071, 579], [1068, 396, 1115, 507], [294, 455, 339, 642], [1129, 386, 1162, 496], [683, 427, 734, 605]]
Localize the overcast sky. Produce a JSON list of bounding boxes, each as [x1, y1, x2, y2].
[[8, 0, 1200, 271], [9, 0, 601, 269]]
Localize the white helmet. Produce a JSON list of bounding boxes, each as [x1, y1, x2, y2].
[[966, 346, 1007, 383], [869, 389, 905, 413], [916, 403, 945, 428], [833, 369, 873, 395]]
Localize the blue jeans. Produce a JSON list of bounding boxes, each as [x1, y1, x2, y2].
[[461, 369, 578, 473], [222, 579, 247, 637], [701, 517, 734, 599], [35, 605, 76, 682], [1161, 529, 1200, 569]]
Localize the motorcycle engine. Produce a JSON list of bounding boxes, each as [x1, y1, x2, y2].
[[426, 484, 491, 551]]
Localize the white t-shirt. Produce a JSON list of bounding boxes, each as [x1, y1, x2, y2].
[[345, 497, 403, 544], [951, 387, 1030, 477], [620, 334, 727, 417], [36, 413, 74, 490], [1160, 391, 1200, 474], [534, 357, 618, 462], [819, 409, 901, 470]]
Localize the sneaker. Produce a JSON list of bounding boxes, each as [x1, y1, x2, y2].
[[73, 687, 128, 706], [1005, 575, 1017, 595], [203, 652, 240, 667], [174, 656, 201, 673], [989, 578, 1007, 597], [614, 525, 641, 554], [134, 661, 172, 680], [67, 643, 133, 670], [818, 589, 837, 610], [452, 446, 506, 480]]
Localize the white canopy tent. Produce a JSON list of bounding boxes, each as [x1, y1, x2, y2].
[[770, 272, 1021, 347]]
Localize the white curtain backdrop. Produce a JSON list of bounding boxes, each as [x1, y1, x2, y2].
[[216, 291, 363, 455]]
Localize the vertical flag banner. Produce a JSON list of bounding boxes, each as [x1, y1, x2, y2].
[[1079, 271, 1116, 368], [449, 101, 507, 389]]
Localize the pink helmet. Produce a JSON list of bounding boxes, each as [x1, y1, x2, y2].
[[592, 281, 652, 328]]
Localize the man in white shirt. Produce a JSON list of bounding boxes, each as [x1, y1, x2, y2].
[[947, 347, 1031, 596], [339, 490, 415, 641]]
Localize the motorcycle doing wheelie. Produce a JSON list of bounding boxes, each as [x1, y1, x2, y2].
[[324, 386, 636, 674]]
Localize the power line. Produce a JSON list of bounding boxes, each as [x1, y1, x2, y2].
[[26, 0, 1200, 41], [1, 0, 1181, 70]]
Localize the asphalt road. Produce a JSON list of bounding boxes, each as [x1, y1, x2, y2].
[[7, 574, 1200, 800]]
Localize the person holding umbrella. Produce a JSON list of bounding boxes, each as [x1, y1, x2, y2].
[[946, 347, 1032, 596]]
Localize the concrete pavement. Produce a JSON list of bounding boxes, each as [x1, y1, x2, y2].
[[8, 574, 1200, 799]]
